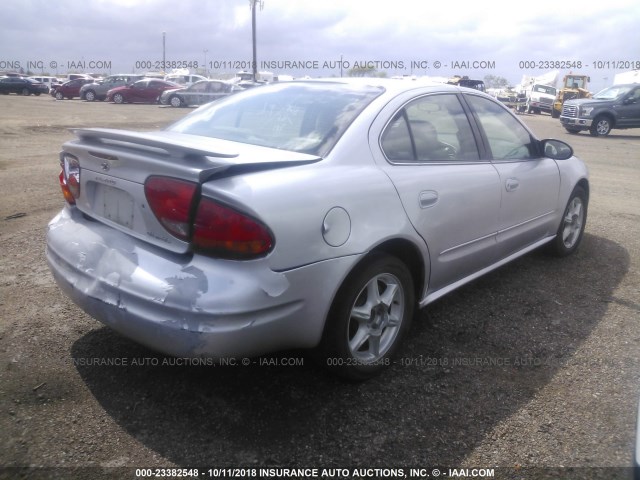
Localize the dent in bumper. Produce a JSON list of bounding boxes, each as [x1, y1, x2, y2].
[[46, 207, 355, 358]]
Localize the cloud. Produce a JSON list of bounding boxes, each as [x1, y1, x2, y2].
[[0, 0, 638, 91]]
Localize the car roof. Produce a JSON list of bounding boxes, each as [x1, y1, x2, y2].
[[275, 77, 464, 97]]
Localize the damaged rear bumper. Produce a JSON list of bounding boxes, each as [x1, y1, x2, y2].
[[46, 207, 353, 359]]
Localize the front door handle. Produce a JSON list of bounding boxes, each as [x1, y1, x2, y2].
[[505, 178, 520, 192]]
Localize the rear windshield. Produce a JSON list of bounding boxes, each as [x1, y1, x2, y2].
[[168, 82, 384, 156]]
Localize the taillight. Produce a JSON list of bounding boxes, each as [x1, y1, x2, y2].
[[193, 198, 273, 259], [59, 154, 80, 205], [144, 176, 197, 241], [144, 176, 273, 259]]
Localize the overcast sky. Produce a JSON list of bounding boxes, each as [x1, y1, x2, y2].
[[1, 0, 638, 91]]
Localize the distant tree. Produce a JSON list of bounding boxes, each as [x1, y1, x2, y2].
[[348, 66, 377, 77], [484, 75, 511, 89]]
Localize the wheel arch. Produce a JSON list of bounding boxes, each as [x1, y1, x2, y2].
[[594, 111, 616, 128], [576, 178, 590, 201], [368, 238, 427, 301], [324, 237, 428, 318]]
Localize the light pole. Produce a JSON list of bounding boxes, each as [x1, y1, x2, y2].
[[340, 54, 343, 78], [203, 49, 209, 76], [162, 31, 166, 74], [249, 0, 263, 82]]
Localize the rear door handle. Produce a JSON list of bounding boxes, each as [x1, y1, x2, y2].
[[419, 190, 439, 208]]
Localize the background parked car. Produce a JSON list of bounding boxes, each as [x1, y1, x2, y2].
[[53, 78, 95, 100], [560, 83, 640, 136], [106, 79, 181, 104], [80, 74, 145, 101], [164, 73, 207, 87], [0, 77, 49, 96], [28, 76, 60, 94], [159, 79, 243, 107]]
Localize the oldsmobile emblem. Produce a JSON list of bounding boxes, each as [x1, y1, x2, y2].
[[101, 161, 111, 172]]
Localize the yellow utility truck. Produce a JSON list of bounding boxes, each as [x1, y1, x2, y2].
[[551, 74, 591, 118]]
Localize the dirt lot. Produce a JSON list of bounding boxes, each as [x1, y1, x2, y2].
[[1, 93, 639, 479]]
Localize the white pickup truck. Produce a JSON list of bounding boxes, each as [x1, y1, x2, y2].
[[517, 83, 558, 114]]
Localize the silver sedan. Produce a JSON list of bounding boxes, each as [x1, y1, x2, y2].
[[47, 79, 589, 380]]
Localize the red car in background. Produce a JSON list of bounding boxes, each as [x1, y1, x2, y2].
[[106, 79, 180, 104], [52, 78, 94, 100]]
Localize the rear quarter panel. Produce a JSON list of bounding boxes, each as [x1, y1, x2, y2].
[[199, 143, 424, 273]]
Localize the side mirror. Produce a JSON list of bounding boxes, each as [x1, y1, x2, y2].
[[542, 139, 573, 160]]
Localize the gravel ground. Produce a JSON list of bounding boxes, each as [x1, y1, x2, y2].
[[0, 94, 639, 480]]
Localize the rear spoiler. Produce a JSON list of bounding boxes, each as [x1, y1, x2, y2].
[[68, 128, 322, 182], [71, 128, 240, 160]]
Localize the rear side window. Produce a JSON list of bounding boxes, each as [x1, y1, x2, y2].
[[465, 94, 537, 160], [381, 94, 480, 162]]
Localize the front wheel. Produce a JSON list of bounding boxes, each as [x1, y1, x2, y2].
[[590, 116, 612, 136], [55, 91, 64, 100], [169, 95, 183, 107], [320, 253, 415, 381], [113, 93, 125, 104], [85, 90, 96, 101], [547, 186, 587, 257], [22, 88, 30, 96], [565, 127, 582, 134]]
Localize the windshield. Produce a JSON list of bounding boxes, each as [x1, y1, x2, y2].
[[593, 85, 632, 100], [533, 85, 556, 95], [168, 82, 384, 156]]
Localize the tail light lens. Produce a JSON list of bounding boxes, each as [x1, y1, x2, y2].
[[59, 154, 80, 205], [144, 176, 273, 259], [144, 176, 198, 241], [193, 198, 274, 259]]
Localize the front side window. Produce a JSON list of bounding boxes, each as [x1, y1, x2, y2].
[[381, 94, 480, 163], [465, 94, 536, 160]]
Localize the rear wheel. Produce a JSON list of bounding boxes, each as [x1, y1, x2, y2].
[[547, 186, 587, 257], [113, 93, 125, 104], [22, 88, 30, 96], [590, 115, 612, 136], [320, 253, 415, 381]]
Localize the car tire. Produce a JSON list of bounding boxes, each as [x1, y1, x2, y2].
[[169, 95, 183, 108], [113, 93, 125, 104], [55, 91, 64, 100], [551, 108, 560, 118], [589, 115, 612, 136], [565, 127, 581, 134], [34, 93, 41, 96], [85, 90, 96, 102], [22, 88, 30, 96], [547, 185, 587, 257], [320, 253, 415, 381]]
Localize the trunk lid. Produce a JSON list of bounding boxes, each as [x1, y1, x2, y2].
[[64, 128, 321, 253]]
